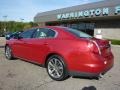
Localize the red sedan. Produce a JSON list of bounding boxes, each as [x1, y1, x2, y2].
[[5, 26, 114, 81]]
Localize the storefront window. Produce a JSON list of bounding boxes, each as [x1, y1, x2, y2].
[[46, 22, 95, 36]]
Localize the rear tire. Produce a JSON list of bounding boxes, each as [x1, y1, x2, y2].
[[5, 46, 14, 60], [46, 55, 68, 81]]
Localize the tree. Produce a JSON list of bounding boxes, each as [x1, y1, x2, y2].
[[0, 21, 38, 36]]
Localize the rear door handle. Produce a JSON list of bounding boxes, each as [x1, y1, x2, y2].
[[44, 42, 48, 45]]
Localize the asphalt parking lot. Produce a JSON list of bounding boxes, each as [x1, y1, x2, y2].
[[0, 37, 120, 90]]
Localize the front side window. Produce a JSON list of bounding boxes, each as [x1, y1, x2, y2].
[[19, 29, 35, 38], [33, 28, 56, 38]]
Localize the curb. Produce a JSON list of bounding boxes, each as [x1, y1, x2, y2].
[[111, 45, 120, 47]]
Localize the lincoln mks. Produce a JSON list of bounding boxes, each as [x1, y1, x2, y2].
[[5, 26, 114, 81]]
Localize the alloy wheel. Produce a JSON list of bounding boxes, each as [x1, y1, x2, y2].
[[5, 46, 13, 60], [48, 58, 64, 79]]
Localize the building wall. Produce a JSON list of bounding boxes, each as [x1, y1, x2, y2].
[[94, 20, 120, 39], [38, 22, 46, 27], [94, 28, 120, 39], [34, 0, 120, 23]]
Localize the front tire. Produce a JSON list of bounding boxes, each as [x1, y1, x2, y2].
[[46, 55, 68, 81], [5, 46, 14, 60]]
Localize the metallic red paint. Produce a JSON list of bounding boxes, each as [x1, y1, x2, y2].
[[6, 26, 114, 77]]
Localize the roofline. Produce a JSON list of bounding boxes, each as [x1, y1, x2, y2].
[[35, 0, 104, 17]]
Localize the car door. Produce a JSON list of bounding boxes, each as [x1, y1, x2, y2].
[[26, 28, 56, 64], [12, 29, 35, 60]]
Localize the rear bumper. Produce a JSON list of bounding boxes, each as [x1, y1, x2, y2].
[[68, 53, 114, 77], [69, 71, 99, 78], [69, 62, 113, 78]]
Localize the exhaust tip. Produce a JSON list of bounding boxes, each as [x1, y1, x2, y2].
[[99, 73, 104, 78]]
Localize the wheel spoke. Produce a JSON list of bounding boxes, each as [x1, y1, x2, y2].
[[50, 68, 55, 74], [55, 70, 61, 77], [49, 62, 55, 68], [54, 59, 57, 66], [58, 66, 63, 70]]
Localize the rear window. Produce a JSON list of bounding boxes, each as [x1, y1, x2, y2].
[[66, 28, 92, 38]]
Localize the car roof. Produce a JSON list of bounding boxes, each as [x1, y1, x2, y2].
[[31, 26, 67, 30]]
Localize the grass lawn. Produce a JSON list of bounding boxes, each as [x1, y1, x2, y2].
[[108, 39, 120, 45]]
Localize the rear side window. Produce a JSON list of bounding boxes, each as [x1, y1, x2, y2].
[[19, 29, 35, 38], [33, 28, 56, 38], [47, 29, 56, 37]]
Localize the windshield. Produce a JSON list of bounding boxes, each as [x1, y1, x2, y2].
[[66, 28, 93, 38]]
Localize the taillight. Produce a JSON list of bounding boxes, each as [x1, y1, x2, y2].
[[88, 40, 101, 55]]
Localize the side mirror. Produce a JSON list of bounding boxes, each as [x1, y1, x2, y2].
[[14, 34, 23, 39], [5, 35, 11, 40], [17, 36, 23, 39]]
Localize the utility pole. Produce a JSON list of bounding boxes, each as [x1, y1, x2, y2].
[[3, 15, 8, 34]]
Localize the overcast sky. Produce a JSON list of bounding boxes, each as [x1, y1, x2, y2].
[[0, 0, 103, 22]]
